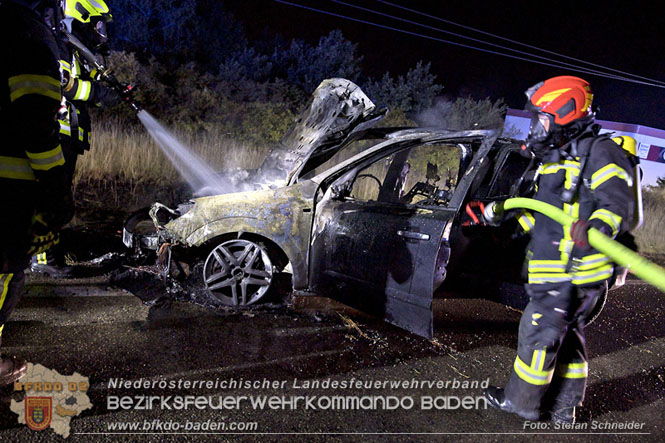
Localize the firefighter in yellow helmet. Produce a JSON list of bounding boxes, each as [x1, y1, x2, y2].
[[31, 0, 120, 275], [0, 0, 73, 385], [484, 76, 636, 423]]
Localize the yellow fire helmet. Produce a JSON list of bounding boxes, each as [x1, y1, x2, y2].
[[61, 0, 112, 50], [63, 0, 111, 23]]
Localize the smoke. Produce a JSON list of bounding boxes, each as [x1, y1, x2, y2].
[[414, 96, 508, 133], [414, 98, 453, 128]]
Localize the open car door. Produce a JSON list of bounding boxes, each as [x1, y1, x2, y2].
[[309, 132, 496, 338]]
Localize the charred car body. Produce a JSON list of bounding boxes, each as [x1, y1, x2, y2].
[[123, 78, 605, 339]]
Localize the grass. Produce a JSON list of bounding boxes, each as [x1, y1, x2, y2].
[[634, 188, 665, 254]]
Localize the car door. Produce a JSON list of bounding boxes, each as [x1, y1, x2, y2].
[[309, 141, 469, 338]]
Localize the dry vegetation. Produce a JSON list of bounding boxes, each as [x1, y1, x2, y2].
[[634, 187, 665, 254]]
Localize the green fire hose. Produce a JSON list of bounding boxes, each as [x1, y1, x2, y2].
[[492, 197, 665, 292]]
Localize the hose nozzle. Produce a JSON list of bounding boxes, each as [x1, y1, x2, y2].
[[483, 201, 505, 225]]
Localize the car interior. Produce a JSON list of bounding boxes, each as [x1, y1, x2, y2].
[[348, 143, 462, 207]]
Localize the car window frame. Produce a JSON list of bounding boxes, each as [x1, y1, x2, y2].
[[333, 140, 472, 211]]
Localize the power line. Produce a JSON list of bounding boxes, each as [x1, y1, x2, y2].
[[331, 0, 665, 87], [272, 0, 665, 88], [329, 0, 642, 85], [375, 0, 665, 87]]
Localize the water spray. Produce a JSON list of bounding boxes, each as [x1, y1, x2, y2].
[[490, 198, 665, 292], [137, 111, 234, 196]]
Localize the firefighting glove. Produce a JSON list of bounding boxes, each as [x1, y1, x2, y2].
[[570, 219, 592, 252], [95, 84, 122, 108], [568, 220, 593, 272], [568, 219, 615, 274], [570, 219, 614, 254], [462, 201, 487, 227]]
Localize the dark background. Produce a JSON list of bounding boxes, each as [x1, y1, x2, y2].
[[225, 0, 665, 128]]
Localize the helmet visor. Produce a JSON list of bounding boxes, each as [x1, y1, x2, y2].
[[527, 112, 554, 143], [94, 18, 108, 44]]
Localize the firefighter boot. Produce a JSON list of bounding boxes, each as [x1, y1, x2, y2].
[[550, 406, 575, 424], [0, 354, 27, 386], [484, 386, 540, 421], [30, 251, 74, 278]]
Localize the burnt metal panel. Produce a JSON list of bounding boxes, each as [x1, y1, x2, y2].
[[162, 181, 318, 289]]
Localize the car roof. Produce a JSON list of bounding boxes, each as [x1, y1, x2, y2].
[[308, 128, 500, 184]]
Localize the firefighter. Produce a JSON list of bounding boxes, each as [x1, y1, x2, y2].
[[31, 0, 120, 276], [0, 0, 74, 385], [484, 76, 635, 423]]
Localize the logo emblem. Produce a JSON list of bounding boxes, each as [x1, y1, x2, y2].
[[25, 397, 52, 431]]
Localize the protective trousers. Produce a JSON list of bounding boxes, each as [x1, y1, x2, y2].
[[0, 272, 26, 345], [30, 136, 76, 266], [1, 180, 39, 348], [504, 281, 601, 414]]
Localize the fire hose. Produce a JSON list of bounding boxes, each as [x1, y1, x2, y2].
[[487, 197, 665, 292], [62, 30, 142, 112]]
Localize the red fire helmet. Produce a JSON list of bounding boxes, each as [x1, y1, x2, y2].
[[525, 76, 594, 126]]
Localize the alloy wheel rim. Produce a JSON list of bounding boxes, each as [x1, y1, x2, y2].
[[203, 240, 273, 305]]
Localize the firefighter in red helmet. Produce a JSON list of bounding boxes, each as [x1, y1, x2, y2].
[[484, 76, 636, 423]]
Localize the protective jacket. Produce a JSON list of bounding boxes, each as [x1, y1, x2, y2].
[[517, 124, 635, 287], [55, 36, 120, 166], [58, 39, 95, 157], [0, 0, 70, 334], [0, 1, 71, 266], [505, 123, 635, 415]]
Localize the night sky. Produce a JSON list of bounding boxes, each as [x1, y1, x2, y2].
[[226, 0, 665, 129]]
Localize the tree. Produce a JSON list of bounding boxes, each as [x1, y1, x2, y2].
[[110, 0, 246, 71], [270, 30, 362, 92], [363, 61, 443, 114]]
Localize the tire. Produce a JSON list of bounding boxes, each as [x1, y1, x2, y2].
[[202, 239, 274, 306]]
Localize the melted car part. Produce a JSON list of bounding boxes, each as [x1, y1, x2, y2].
[[149, 202, 181, 229], [257, 78, 384, 187], [123, 208, 159, 251]]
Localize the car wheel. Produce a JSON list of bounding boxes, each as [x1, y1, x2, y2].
[[202, 239, 274, 306]]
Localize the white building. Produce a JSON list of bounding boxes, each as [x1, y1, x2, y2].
[[504, 108, 665, 186]]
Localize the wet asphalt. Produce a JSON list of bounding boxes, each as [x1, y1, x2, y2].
[[0, 272, 663, 442]]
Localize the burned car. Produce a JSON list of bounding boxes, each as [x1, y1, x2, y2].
[[123, 78, 604, 338]]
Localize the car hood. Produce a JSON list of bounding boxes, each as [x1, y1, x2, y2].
[[254, 78, 384, 188], [162, 181, 317, 247]]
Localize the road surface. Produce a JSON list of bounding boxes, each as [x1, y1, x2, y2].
[[0, 274, 663, 441]]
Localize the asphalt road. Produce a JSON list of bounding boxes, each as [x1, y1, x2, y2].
[[0, 274, 663, 442]]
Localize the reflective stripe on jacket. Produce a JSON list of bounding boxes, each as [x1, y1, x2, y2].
[[526, 130, 635, 287], [0, 2, 64, 181]]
